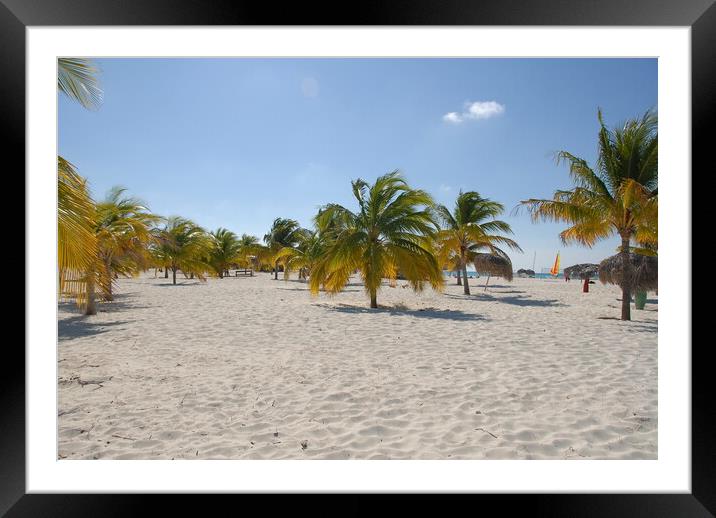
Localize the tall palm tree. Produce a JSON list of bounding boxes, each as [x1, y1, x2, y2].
[[434, 191, 522, 295], [152, 217, 212, 285], [310, 171, 443, 309], [93, 187, 159, 301], [209, 228, 241, 278], [263, 218, 304, 280], [518, 109, 657, 321]]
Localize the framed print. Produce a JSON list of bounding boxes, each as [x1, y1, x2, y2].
[[7, 0, 712, 513]]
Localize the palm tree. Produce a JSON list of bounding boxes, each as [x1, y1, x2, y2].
[[92, 187, 159, 304], [152, 217, 212, 285], [58, 157, 96, 309], [235, 233, 270, 271], [518, 109, 657, 321], [263, 218, 304, 280], [275, 229, 327, 281], [309, 171, 443, 309], [209, 228, 241, 278], [434, 191, 522, 295], [57, 59, 102, 310]]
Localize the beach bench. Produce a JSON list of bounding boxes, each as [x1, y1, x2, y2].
[[232, 268, 253, 277]]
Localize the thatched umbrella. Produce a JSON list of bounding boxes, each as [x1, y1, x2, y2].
[[598, 253, 658, 292], [564, 263, 599, 292], [564, 263, 599, 280], [473, 253, 513, 290]]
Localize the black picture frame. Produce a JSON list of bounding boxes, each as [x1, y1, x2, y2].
[[7, 0, 710, 513]]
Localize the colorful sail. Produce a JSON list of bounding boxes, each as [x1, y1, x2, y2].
[[549, 252, 560, 276]]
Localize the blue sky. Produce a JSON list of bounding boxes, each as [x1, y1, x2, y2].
[[58, 58, 656, 271]]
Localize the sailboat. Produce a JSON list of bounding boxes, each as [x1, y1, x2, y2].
[[549, 252, 561, 277]]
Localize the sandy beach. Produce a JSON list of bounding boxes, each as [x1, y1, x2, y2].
[[57, 273, 657, 460]]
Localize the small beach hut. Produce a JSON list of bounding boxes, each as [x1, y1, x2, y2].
[[598, 253, 658, 309], [473, 253, 513, 290]]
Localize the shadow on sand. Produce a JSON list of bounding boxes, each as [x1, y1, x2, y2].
[[596, 316, 658, 332], [316, 303, 487, 321], [58, 316, 131, 341], [276, 287, 362, 293], [154, 281, 203, 287], [445, 292, 566, 307], [59, 294, 152, 314]]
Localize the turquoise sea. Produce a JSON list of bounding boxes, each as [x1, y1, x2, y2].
[[443, 271, 565, 279]]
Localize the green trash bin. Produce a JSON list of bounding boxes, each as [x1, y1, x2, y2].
[[635, 290, 647, 310]]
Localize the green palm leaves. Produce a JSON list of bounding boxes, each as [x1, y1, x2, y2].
[[519, 109, 658, 320], [275, 230, 327, 281], [59, 181, 159, 315], [94, 187, 159, 300], [57, 58, 104, 309], [58, 157, 97, 307], [151, 217, 212, 285], [264, 218, 306, 279], [309, 171, 443, 308], [435, 191, 522, 295], [58, 58, 103, 110], [208, 228, 242, 278]]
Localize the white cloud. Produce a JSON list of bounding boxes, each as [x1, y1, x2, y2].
[[442, 100, 505, 123], [301, 77, 319, 98], [442, 112, 463, 123], [439, 184, 452, 193]]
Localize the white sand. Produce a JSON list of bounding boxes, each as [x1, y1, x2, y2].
[[58, 273, 657, 460]]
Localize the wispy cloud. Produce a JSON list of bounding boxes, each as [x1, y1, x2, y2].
[[439, 184, 452, 193], [442, 100, 505, 124]]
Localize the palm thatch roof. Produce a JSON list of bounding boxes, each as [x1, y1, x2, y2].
[[598, 253, 658, 292], [473, 253, 513, 282], [564, 263, 599, 280]]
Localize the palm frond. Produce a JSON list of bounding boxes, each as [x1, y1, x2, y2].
[[58, 58, 103, 110]]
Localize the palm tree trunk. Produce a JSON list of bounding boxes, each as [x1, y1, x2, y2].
[[172, 266, 177, 285], [274, 261, 279, 280], [456, 268, 462, 285], [461, 256, 470, 295], [164, 267, 169, 279], [370, 290, 378, 309], [104, 257, 113, 301], [85, 271, 96, 316], [620, 236, 631, 321]]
